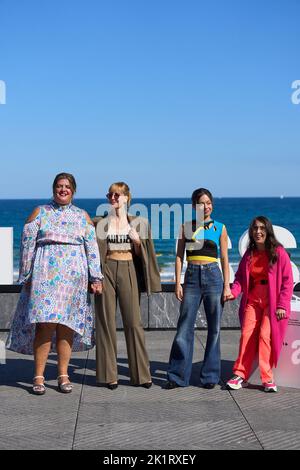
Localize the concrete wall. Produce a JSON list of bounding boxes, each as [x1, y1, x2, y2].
[[2, 284, 299, 331], [0, 285, 241, 330]]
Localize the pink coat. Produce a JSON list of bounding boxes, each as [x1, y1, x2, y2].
[[231, 246, 294, 366]]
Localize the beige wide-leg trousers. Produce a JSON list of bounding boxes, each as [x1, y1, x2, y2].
[[95, 259, 151, 385]]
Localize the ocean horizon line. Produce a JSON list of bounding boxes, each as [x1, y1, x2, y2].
[[1, 196, 300, 201]]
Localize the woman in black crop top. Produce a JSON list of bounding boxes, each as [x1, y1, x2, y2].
[[93, 182, 161, 390]]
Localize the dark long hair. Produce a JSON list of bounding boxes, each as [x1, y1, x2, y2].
[[248, 216, 282, 264], [191, 188, 213, 207]]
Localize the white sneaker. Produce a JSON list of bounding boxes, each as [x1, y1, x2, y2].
[[263, 381, 278, 393], [226, 375, 248, 390]]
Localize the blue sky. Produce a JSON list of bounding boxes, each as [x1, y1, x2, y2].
[[0, 0, 299, 198]]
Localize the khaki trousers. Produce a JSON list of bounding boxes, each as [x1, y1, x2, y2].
[[95, 259, 151, 384]]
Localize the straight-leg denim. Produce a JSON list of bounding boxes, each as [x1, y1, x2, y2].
[[167, 263, 224, 386]]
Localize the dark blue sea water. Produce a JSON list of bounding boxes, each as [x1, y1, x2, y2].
[[0, 198, 300, 282]]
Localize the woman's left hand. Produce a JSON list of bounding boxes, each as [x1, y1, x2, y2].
[[129, 228, 141, 246], [223, 286, 233, 302], [276, 308, 286, 320], [90, 281, 103, 295]]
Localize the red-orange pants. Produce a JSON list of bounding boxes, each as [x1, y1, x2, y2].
[[233, 284, 274, 383]]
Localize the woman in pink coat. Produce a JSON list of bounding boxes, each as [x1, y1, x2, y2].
[[226, 216, 293, 393]]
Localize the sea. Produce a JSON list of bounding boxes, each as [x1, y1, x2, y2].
[[0, 197, 299, 283]]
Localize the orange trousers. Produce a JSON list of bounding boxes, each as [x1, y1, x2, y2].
[[233, 284, 274, 383]]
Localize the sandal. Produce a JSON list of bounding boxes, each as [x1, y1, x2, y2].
[[32, 376, 46, 395], [57, 375, 73, 394]]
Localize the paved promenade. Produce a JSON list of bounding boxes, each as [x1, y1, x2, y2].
[[1, 330, 300, 450]]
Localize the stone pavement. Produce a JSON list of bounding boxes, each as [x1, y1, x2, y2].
[[1, 330, 300, 450]]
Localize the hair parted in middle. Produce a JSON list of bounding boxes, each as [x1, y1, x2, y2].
[[53, 172, 77, 195], [248, 215, 282, 265], [108, 181, 132, 207], [191, 188, 213, 207]]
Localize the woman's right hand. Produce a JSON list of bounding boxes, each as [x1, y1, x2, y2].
[[90, 281, 103, 295], [175, 284, 184, 302], [225, 293, 235, 301]]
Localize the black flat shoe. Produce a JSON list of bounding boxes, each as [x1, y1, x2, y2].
[[107, 383, 118, 390], [203, 383, 216, 389], [164, 381, 179, 390], [140, 382, 152, 389]]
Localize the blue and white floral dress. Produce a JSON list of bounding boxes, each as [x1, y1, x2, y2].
[[6, 201, 103, 354]]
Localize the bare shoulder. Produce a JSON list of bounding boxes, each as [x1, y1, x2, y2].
[[26, 207, 40, 223], [221, 224, 228, 237], [83, 211, 94, 226], [93, 215, 107, 228]]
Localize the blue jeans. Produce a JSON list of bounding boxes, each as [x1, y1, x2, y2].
[[168, 263, 224, 386]]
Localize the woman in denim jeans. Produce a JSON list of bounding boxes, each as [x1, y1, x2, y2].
[[166, 188, 231, 389]]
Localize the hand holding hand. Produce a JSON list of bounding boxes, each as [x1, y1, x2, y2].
[[90, 281, 103, 295], [223, 287, 235, 302], [175, 284, 184, 302]]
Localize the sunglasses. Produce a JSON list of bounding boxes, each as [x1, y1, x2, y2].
[[106, 192, 122, 200]]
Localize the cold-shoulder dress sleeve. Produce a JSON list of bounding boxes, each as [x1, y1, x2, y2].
[[18, 210, 41, 285]]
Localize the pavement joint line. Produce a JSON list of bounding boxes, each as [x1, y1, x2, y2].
[[225, 388, 264, 450], [71, 350, 89, 451], [195, 330, 206, 349], [2, 330, 299, 450], [195, 331, 264, 449]]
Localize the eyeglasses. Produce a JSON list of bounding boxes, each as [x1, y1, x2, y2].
[[106, 192, 122, 200], [253, 225, 267, 233]]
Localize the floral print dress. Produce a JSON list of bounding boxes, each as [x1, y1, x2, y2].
[[6, 201, 103, 354]]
